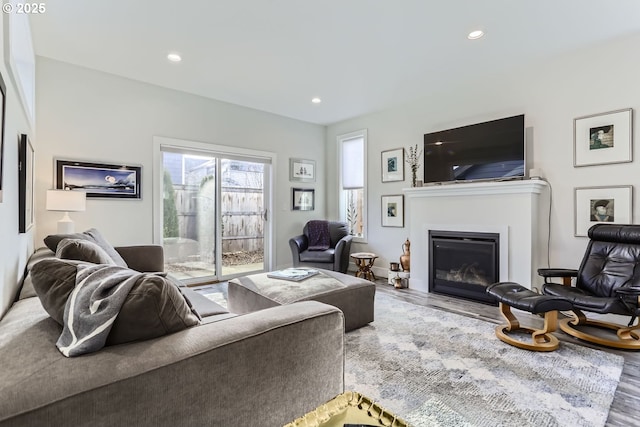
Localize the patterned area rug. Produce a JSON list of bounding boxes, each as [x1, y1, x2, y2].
[[346, 292, 625, 427]]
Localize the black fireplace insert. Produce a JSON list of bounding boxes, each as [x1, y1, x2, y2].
[[428, 230, 499, 305]]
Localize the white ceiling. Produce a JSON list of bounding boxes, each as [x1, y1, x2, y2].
[[29, 0, 640, 125]]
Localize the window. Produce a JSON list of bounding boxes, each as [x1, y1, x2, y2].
[[338, 130, 367, 241], [153, 136, 274, 285]]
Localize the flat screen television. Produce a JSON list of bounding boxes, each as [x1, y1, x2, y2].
[[423, 114, 525, 184]]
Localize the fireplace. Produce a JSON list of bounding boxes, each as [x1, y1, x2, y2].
[[428, 230, 499, 305]]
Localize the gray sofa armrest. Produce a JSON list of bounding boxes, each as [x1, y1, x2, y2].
[[289, 234, 309, 266], [115, 245, 164, 272], [0, 299, 344, 427], [334, 235, 353, 274]]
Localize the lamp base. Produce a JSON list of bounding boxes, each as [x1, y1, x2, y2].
[[57, 212, 75, 234]]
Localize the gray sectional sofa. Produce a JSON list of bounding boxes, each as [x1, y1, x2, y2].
[[0, 242, 345, 427]]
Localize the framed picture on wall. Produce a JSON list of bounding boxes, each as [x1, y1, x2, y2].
[[290, 158, 316, 182], [0, 71, 6, 203], [381, 148, 404, 182], [55, 159, 142, 199], [18, 134, 34, 233], [573, 108, 633, 167], [292, 188, 314, 211], [574, 185, 632, 236], [381, 194, 404, 227]]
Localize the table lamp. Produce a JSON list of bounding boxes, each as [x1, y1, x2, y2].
[[46, 190, 86, 234]]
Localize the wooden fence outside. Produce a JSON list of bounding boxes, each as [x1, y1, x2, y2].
[[172, 184, 264, 256]]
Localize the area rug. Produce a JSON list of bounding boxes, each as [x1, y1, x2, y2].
[[346, 292, 625, 427]]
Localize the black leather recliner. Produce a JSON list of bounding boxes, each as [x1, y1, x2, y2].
[[541, 223, 640, 349], [289, 221, 353, 274]]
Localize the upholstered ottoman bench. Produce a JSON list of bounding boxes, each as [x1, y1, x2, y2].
[[228, 269, 375, 331]]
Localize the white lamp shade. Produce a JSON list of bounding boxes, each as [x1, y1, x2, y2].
[[46, 190, 86, 212]]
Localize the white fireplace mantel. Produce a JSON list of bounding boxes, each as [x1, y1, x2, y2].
[[403, 179, 548, 198], [403, 179, 549, 294]]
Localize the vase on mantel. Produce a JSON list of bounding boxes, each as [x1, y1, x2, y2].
[[411, 169, 417, 187]]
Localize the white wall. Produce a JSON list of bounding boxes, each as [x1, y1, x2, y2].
[[327, 33, 640, 281], [35, 58, 326, 272], [0, 18, 36, 317]]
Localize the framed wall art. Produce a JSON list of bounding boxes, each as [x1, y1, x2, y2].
[[0, 71, 5, 203], [381, 148, 404, 182], [573, 108, 633, 167], [381, 194, 404, 227], [18, 134, 34, 233], [574, 185, 632, 236], [56, 159, 142, 199], [290, 158, 315, 182], [292, 188, 314, 211]]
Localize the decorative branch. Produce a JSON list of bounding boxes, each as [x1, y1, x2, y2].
[[405, 144, 423, 186]]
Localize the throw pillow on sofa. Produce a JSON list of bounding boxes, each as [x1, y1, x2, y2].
[[31, 258, 200, 347], [56, 238, 117, 265], [44, 228, 127, 267]]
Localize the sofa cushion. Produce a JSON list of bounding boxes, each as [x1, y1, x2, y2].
[[106, 273, 201, 345], [299, 248, 335, 263], [31, 258, 84, 324], [43, 228, 127, 267], [30, 258, 200, 346], [56, 238, 117, 265], [18, 248, 56, 300]]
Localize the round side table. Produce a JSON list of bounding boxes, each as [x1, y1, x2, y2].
[[350, 252, 378, 281]]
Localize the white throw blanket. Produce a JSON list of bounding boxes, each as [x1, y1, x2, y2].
[[57, 264, 145, 357]]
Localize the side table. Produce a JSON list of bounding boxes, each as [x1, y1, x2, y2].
[[350, 252, 378, 281]]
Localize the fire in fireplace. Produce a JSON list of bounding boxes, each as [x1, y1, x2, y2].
[[428, 230, 499, 305]]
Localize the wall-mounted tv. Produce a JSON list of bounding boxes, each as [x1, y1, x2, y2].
[[423, 114, 525, 184]]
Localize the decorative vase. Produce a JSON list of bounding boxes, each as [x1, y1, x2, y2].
[[411, 169, 417, 187], [394, 275, 403, 289], [399, 238, 411, 272]]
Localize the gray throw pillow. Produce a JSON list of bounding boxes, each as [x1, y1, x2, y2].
[[56, 238, 117, 265], [31, 258, 85, 324], [43, 228, 127, 267], [31, 258, 200, 346], [106, 274, 201, 345]]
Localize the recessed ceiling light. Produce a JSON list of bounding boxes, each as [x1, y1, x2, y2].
[[167, 53, 182, 63], [467, 30, 484, 40], [311, 97, 322, 104]]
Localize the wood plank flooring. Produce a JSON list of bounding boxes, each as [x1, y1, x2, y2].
[[375, 283, 640, 427]]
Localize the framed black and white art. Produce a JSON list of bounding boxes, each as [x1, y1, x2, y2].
[[381, 194, 404, 227], [573, 108, 633, 167], [381, 148, 404, 182], [292, 188, 315, 211], [18, 134, 34, 233], [574, 185, 632, 237], [290, 158, 315, 182]]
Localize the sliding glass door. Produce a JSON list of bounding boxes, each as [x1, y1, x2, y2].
[[155, 138, 272, 285]]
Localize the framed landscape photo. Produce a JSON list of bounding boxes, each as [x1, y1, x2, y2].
[[574, 185, 632, 236], [292, 187, 314, 211], [381, 194, 404, 227], [290, 158, 316, 182], [574, 108, 633, 167], [18, 134, 34, 233], [381, 148, 404, 182], [56, 159, 141, 199]]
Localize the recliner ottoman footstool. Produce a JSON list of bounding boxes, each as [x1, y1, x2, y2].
[[228, 269, 375, 331], [486, 282, 573, 352]]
